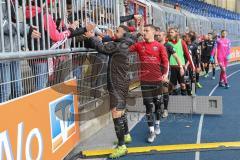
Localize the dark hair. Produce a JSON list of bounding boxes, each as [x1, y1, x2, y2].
[[144, 24, 156, 31], [119, 25, 130, 33], [186, 32, 196, 42], [20, 0, 42, 6], [208, 32, 213, 35], [66, 0, 72, 4], [221, 30, 227, 34], [182, 34, 186, 39], [155, 27, 161, 31], [174, 3, 179, 9], [168, 27, 179, 33]]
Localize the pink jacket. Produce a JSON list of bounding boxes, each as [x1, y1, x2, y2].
[[26, 7, 70, 43], [211, 38, 231, 60], [43, 14, 71, 42]]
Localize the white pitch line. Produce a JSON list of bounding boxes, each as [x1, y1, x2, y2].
[[195, 67, 240, 160]]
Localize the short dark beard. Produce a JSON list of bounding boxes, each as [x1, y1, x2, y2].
[[169, 35, 177, 41]]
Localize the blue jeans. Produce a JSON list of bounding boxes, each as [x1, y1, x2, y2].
[[30, 62, 48, 91], [73, 66, 82, 80], [0, 61, 22, 103]]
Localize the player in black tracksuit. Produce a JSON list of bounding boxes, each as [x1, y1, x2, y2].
[[185, 32, 202, 95], [201, 33, 216, 79], [86, 25, 135, 158]]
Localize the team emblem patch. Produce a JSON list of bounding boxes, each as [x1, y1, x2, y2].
[[153, 46, 158, 51]]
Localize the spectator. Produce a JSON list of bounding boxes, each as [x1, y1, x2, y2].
[[25, 0, 95, 90], [0, 0, 41, 103], [174, 3, 180, 11]]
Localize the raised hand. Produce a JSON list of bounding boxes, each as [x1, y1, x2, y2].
[[140, 17, 145, 25], [84, 31, 95, 39], [106, 29, 114, 37], [134, 14, 142, 20], [69, 21, 79, 30], [86, 23, 96, 32], [31, 26, 41, 39]]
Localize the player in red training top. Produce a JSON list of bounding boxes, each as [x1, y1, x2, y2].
[[129, 24, 169, 143]]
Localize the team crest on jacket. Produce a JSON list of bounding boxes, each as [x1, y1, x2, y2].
[[153, 46, 158, 51]]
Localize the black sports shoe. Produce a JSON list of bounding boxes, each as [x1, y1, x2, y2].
[[225, 84, 230, 89], [219, 82, 225, 87]]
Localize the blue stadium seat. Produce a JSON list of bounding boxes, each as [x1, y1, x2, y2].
[[165, 0, 240, 20]]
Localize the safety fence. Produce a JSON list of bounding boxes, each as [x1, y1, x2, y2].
[[1, 1, 240, 159], [0, 0, 119, 53], [1, 0, 240, 104], [0, 48, 140, 105], [0, 0, 122, 104], [0, 46, 141, 160]]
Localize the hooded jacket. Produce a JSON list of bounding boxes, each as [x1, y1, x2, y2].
[[0, 0, 30, 52]]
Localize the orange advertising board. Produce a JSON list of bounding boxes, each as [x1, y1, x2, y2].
[[0, 80, 80, 160], [230, 47, 240, 62]]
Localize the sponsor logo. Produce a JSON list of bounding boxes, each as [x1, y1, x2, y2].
[[49, 94, 76, 152]]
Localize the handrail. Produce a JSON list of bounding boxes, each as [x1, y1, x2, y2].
[[0, 48, 96, 60]]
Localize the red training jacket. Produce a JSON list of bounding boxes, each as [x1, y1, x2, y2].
[[129, 40, 169, 83]]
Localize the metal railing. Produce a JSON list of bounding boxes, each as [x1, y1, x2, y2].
[[0, 0, 119, 53], [0, 49, 110, 105], [0, 49, 140, 107], [0, 0, 142, 115], [0, 0, 121, 104], [2, 0, 240, 105]]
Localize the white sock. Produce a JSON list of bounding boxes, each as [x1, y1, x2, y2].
[[149, 126, 155, 133], [155, 120, 160, 126]]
